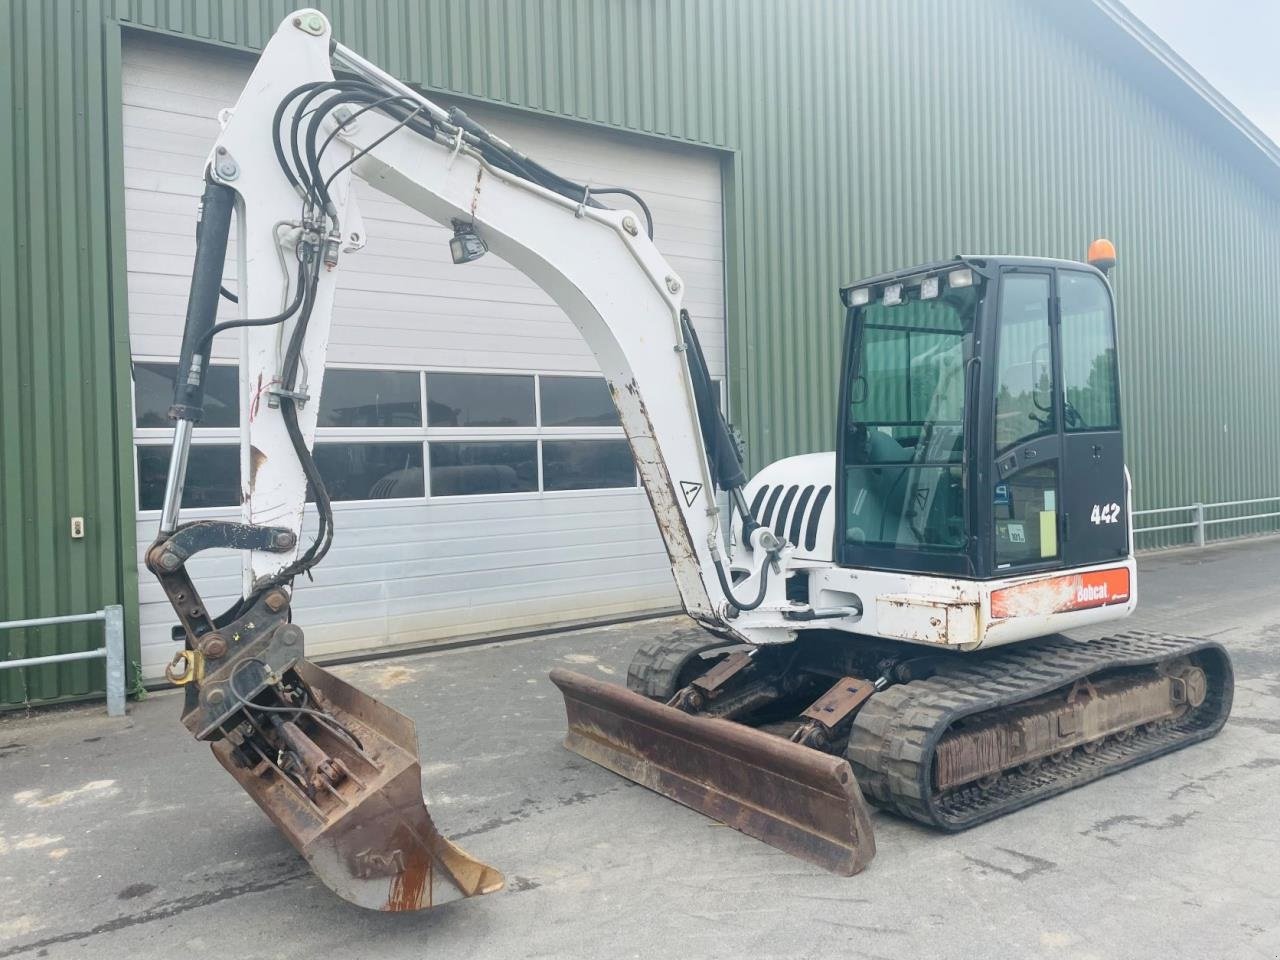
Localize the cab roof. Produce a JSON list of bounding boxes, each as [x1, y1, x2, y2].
[[839, 255, 1106, 301]]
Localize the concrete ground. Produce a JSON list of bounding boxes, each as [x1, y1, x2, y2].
[[2, 539, 1279, 960]]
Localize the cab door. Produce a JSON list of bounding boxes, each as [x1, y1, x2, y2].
[[1056, 269, 1128, 564], [989, 269, 1063, 572]]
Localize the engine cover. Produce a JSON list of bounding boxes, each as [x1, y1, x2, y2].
[[741, 452, 836, 562]]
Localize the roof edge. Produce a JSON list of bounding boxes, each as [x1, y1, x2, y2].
[[1094, 0, 1280, 167], [1038, 0, 1280, 197]]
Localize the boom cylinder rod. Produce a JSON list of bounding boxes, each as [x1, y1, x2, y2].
[[331, 43, 450, 125], [160, 178, 237, 534], [158, 418, 194, 534]]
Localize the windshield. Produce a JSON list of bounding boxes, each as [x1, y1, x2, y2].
[[842, 282, 981, 552]]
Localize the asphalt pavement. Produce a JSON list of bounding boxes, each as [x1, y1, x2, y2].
[[2, 537, 1279, 960]]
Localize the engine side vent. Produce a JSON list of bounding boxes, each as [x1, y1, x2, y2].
[[788, 485, 816, 547], [760, 485, 784, 527], [744, 485, 770, 542], [772, 485, 800, 539], [804, 485, 832, 551]]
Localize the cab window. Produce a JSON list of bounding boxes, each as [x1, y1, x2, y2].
[[1059, 271, 1120, 431], [994, 274, 1054, 452], [992, 273, 1059, 567], [843, 287, 978, 552]]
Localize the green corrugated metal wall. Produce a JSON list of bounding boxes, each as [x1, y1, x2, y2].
[[106, 0, 1280, 506], [4, 0, 1279, 705], [1, 2, 139, 708]]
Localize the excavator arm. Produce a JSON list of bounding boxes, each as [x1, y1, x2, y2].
[[148, 9, 859, 913], [160, 9, 790, 643]]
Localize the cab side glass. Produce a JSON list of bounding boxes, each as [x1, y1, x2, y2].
[[1059, 271, 1120, 431], [994, 274, 1054, 452], [994, 464, 1060, 566], [993, 274, 1060, 567]]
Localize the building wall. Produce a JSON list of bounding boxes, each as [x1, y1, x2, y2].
[[107, 0, 1280, 514], [0, 3, 138, 708], [3, 0, 1279, 705]]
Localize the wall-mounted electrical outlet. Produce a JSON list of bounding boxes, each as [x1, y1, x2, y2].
[[70, 517, 85, 539]]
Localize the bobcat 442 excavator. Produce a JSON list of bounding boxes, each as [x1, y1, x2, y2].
[[149, 10, 1234, 912]]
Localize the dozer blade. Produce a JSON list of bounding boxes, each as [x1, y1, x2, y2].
[[550, 668, 876, 875], [212, 660, 503, 911]]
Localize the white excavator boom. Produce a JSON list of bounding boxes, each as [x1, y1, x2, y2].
[[163, 10, 804, 648]]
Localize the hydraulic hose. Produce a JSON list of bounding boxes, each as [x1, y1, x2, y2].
[[260, 71, 666, 590], [195, 273, 306, 357], [712, 551, 773, 613]]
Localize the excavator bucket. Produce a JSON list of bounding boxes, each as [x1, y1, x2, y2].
[[211, 660, 503, 911], [550, 668, 876, 874]]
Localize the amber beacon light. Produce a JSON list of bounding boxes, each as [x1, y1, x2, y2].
[[1087, 237, 1117, 273]]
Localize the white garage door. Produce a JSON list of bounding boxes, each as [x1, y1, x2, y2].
[[122, 35, 727, 681]]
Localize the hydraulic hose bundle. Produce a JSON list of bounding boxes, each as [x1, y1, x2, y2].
[[173, 76, 665, 601], [169, 60, 767, 628]]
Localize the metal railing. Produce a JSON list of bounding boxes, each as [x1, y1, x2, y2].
[[1133, 496, 1280, 549], [0, 605, 126, 716]]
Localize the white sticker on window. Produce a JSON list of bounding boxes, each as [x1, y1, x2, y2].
[[1008, 522, 1025, 543], [1044, 489, 1056, 511]]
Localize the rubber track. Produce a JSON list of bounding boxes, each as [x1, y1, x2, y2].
[[625, 630, 734, 700], [846, 630, 1234, 831]]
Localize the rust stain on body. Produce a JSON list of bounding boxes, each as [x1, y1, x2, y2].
[[611, 378, 699, 571], [386, 836, 432, 911], [248, 445, 268, 497]]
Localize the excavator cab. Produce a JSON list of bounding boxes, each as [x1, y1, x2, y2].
[[837, 257, 1128, 580]]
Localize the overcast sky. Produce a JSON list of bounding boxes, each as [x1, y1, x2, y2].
[[1122, 0, 1280, 145]]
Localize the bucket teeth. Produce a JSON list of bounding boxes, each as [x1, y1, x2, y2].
[[212, 659, 503, 911], [550, 667, 876, 875]]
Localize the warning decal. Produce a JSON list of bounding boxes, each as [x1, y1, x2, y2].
[[679, 481, 703, 507], [990, 567, 1131, 620]]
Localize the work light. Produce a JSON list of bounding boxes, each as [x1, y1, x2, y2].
[[449, 220, 488, 264]]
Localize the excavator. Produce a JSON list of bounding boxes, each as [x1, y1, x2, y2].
[[148, 9, 1234, 912]]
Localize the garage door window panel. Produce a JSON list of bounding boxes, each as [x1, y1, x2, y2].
[[319, 369, 422, 428], [136, 442, 240, 511], [430, 441, 539, 495], [543, 439, 635, 490], [540, 376, 621, 427], [134, 361, 239, 429], [427, 373, 535, 427], [312, 442, 425, 502]]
